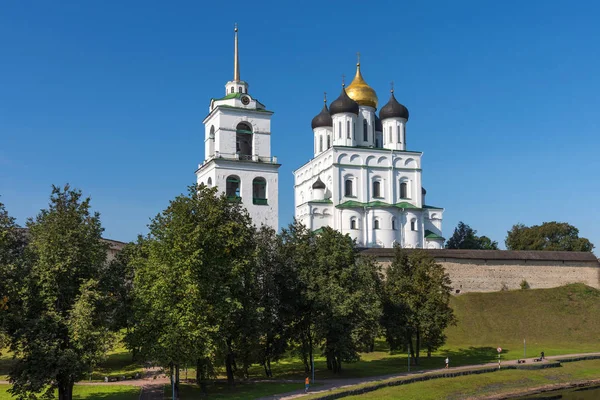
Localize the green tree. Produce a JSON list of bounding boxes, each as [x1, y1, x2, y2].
[[505, 222, 594, 252], [382, 248, 455, 366], [0, 202, 27, 352], [3, 185, 112, 400], [127, 184, 256, 394], [445, 222, 498, 250], [310, 227, 382, 373]]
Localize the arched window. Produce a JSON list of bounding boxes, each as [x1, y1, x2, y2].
[[353, 122, 356, 140], [346, 121, 350, 139], [410, 219, 416, 231], [392, 217, 396, 230], [236, 122, 253, 158], [397, 125, 401, 143], [389, 126, 393, 143], [350, 218, 357, 230], [374, 219, 380, 230], [231, 87, 234, 94], [252, 177, 267, 205], [238, 87, 242, 93], [345, 179, 353, 197], [319, 136, 323, 152], [327, 134, 331, 149], [373, 181, 381, 198], [338, 121, 342, 138], [363, 120, 368, 141], [208, 126, 215, 156], [400, 182, 408, 199], [226, 175, 241, 199], [207, 177, 212, 187]]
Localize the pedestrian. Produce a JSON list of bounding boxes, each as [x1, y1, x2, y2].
[[541, 351, 545, 360], [305, 376, 310, 393], [445, 357, 449, 369]]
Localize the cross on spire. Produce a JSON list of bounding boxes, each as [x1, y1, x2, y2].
[[357, 51, 361, 65], [390, 81, 395, 93], [342, 74, 346, 87], [324, 91, 327, 103]]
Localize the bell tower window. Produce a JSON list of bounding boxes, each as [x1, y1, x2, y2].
[[346, 121, 350, 139], [345, 179, 353, 197], [373, 181, 381, 198], [226, 176, 241, 199], [363, 120, 368, 142], [252, 177, 267, 205], [236, 122, 253, 159], [400, 182, 408, 199]]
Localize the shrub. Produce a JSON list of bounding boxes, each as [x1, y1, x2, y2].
[[520, 280, 530, 290]]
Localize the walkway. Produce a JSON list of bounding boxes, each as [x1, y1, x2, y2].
[[1, 352, 599, 400]]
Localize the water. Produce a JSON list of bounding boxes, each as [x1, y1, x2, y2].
[[515, 385, 600, 399]]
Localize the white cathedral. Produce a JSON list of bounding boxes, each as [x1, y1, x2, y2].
[[293, 59, 444, 249], [195, 25, 280, 229], [196, 26, 443, 248]]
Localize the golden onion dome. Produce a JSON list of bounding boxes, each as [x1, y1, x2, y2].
[[345, 62, 378, 109]]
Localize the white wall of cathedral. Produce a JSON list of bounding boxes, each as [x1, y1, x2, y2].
[[313, 127, 332, 156], [203, 109, 273, 161], [196, 161, 278, 230], [382, 117, 407, 151], [357, 106, 376, 147], [293, 145, 441, 249], [332, 113, 357, 146]]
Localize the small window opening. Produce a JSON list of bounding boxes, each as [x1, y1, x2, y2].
[[400, 182, 408, 199], [411, 220, 416, 231], [363, 120, 368, 142], [374, 220, 380, 230], [350, 218, 357, 230], [373, 181, 381, 198], [226, 176, 241, 198], [345, 179, 353, 197]]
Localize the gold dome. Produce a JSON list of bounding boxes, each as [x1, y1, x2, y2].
[[345, 63, 378, 109]]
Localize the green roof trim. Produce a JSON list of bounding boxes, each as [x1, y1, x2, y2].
[[336, 200, 419, 209], [308, 199, 333, 204], [214, 93, 243, 100], [312, 227, 325, 235], [216, 105, 273, 113], [423, 205, 444, 210], [424, 230, 445, 240]]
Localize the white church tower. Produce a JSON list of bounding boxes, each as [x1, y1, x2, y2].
[[293, 57, 444, 248], [196, 25, 280, 229]]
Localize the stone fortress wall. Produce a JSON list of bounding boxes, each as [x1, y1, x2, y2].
[[361, 249, 600, 294]]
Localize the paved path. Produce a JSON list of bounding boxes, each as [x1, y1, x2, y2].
[[1, 352, 599, 400], [256, 352, 600, 400]]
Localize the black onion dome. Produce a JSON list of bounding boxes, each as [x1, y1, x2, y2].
[[329, 87, 359, 115], [375, 114, 383, 132], [312, 177, 326, 190], [421, 187, 427, 195], [311, 104, 333, 130], [379, 91, 409, 120]]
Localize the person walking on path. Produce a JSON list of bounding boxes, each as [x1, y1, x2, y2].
[[305, 377, 310, 393], [445, 357, 449, 369]]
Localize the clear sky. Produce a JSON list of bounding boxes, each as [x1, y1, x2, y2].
[[1, 0, 599, 250]]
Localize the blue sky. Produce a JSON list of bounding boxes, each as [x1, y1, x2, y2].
[[1, 1, 599, 250]]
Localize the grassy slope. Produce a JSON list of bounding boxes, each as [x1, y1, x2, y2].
[[445, 283, 600, 359], [0, 385, 139, 400], [342, 359, 600, 399], [163, 382, 306, 400]]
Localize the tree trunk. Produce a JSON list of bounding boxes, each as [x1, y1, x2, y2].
[[267, 358, 272, 378], [58, 381, 73, 400], [174, 364, 180, 399], [225, 339, 235, 386], [196, 358, 208, 393], [427, 347, 432, 358], [415, 328, 421, 366]]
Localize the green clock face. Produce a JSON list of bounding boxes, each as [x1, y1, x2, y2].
[[241, 96, 250, 105]]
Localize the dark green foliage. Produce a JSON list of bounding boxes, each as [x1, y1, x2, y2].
[[445, 222, 498, 250], [381, 248, 456, 365], [2, 185, 112, 400], [520, 280, 530, 290], [505, 222, 594, 252]]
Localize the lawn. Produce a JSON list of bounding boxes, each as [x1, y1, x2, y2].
[[337, 358, 600, 399], [163, 382, 305, 400], [0, 384, 139, 400]]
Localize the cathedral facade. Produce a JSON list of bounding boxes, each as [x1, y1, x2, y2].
[[293, 61, 444, 248], [195, 26, 280, 229]]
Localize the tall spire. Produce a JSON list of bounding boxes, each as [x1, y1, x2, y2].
[[234, 23, 240, 81]]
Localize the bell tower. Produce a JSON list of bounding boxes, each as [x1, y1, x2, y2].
[[196, 25, 280, 230]]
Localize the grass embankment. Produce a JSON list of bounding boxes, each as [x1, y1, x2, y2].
[[0, 384, 139, 400], [337, 359, 600, 399], [445, 283, 600, 360]]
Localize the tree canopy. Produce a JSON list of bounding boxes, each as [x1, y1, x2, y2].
[[505, 222, 594, 252], [2, 186, 113, 400], [445, 221, 498, 250]]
